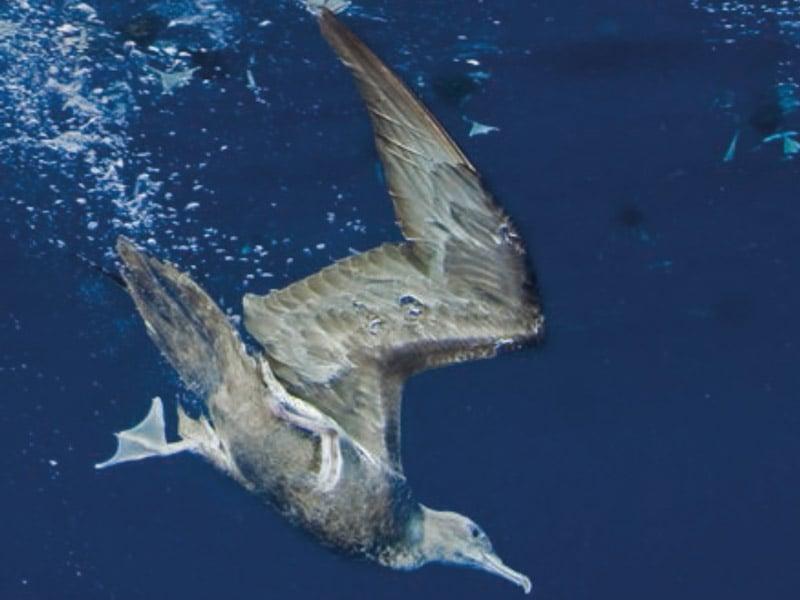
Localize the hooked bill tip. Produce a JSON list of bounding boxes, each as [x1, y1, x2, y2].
[[480, 552, 532, 594]]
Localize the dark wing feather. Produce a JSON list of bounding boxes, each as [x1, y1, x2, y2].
[[243, 10, 542, 470]]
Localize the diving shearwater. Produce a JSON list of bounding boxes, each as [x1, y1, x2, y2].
[[97, 7, 543, 594]]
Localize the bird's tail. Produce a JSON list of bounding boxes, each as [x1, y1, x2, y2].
[[116, 236, 257, 400]]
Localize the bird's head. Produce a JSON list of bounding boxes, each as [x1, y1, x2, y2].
[[408, 505, 531, 594]]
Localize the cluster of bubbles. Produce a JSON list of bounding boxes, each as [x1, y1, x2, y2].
[[689, 0, 800, 44], [690, 0, 800, 162], [0, 2, 143, 240], [0, 0, 305, 289], [0, 2, 201, 240], [0, 0, 504, 293]]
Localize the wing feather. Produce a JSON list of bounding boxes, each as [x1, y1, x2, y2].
[[243, 11, 543, 469]]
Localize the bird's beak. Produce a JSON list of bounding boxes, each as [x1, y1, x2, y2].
[[476, 551, 532, 594]]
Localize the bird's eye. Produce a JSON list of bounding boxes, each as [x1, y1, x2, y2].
[[471, 527, 480, 539]]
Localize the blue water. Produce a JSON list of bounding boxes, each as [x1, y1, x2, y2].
[[2, 1, 799, 598]]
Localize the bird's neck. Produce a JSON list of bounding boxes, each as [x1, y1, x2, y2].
[[374, 502, 428, 569], [378, 503, 459, 570]]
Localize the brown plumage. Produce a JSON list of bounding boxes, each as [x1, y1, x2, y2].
[[99, 7, 541, 594]]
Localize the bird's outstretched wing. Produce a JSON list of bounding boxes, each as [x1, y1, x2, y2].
[[244, 10, 542, 471]]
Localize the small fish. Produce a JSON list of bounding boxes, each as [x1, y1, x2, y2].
[[723, 129, 739, 162], [466, 117, 500, 137]]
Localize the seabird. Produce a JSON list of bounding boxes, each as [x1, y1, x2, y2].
[[97, 7, 543, 594]]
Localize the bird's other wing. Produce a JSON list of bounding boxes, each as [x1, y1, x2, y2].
[[243, 10, 543, 470], [116, 235, 267, 454], [117, 237, 258, 400]]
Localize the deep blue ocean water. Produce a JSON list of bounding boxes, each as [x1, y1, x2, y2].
[[2, 1, 799, 598]]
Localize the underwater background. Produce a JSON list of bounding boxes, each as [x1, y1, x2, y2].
[[1, 0, 798, 598]]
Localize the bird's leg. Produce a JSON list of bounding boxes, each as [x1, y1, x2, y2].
[[269, 398, 342, 492], [258, 357, 343, 491]]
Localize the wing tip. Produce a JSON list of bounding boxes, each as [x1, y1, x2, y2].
[[115, 235, 138, 263], [314, 4, 344, 30], [317, 4, 349, 44]]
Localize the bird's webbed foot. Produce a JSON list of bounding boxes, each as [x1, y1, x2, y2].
[[95, 397, 197, 469]]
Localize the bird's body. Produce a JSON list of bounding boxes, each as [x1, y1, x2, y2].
[[98, 6, 542, 594], [210, 356, 414, 562]]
